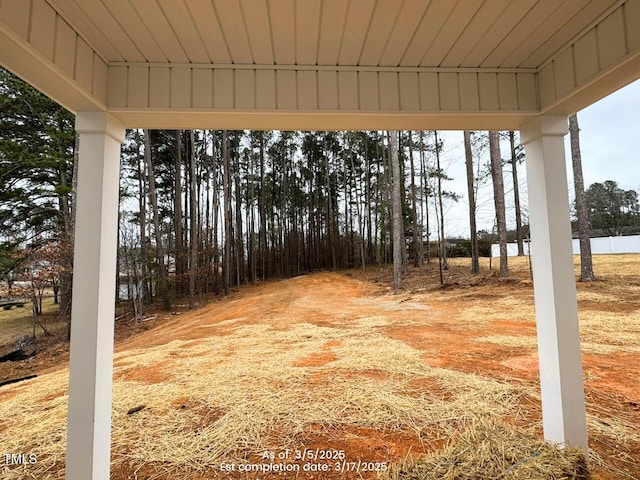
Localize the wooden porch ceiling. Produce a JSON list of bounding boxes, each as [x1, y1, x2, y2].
[[1, 0, 640, 129], [50, 0, 617, 69]]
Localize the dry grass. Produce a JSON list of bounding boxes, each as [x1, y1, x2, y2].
[[1, 322, 527, 479], [3, 317, 636, 479], [475, 334, 640, 355], [383, 419, 588, 480], [475, 335, 536, 349], [579, 311, 640, 347], [0, 297, 63, 347]]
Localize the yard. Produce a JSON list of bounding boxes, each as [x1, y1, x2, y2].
[[0, 255, 639, 479]]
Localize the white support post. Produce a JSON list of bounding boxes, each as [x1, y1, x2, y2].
[[66, 112, 125, 480], [520, 115, 588, 451]]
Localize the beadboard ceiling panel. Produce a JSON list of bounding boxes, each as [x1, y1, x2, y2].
[[3, 0, 638, 124], [44, 0, 621, 70]]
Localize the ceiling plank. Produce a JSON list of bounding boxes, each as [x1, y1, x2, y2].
[[269, 0, 296, 65], [49, 0, 123, 61], [400, 0, 456, 66], [157, 0, 210, 63], [440, 0, 512, 68], [241, 0, 274, 64], [420, 0, 483, 67], [338, 0, 376, 66], [71, 0, 144, 61], [186, 0, 231, 64], [295, 0, 321, 66], [131, 0, 188, 63], [481, 0, 562, 67], [460, 0, 535, 68], [379, 0, 431, 67], [212, 0, 253, 64], [317, 0, 350, 65], [519, 0, 612, 68], [104, 0, 166, 62], [359, 0, 404, 66]]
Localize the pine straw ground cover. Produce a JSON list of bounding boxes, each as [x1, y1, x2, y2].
[[0, 325, 589, 480], [1, 255, 639, 479], [385, 419, 588, 480]]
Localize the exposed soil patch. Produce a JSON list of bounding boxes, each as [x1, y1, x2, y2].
[[114, 359, 175, 384], [293, 353, 337, 367]]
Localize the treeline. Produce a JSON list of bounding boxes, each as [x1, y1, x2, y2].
[[7, 65, 634, 320], [119, 129, 464, 310], [1, 66, 532, 317]]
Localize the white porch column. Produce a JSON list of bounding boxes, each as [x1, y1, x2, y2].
[[66, 112, 125, 480], [520, 115, 588, 451]]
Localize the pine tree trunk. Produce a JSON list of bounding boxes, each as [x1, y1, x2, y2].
[[382, 132, 393, 266], [408, 131, 422, 267], [188, 131, 198, 308], [365, 146, 372, 262], [375, 138, 383, 265], [249, 145, 257, 283], [419, 131, 431, 264], [349, 142, 366, 272], [135, 130, 150, 305], [343, 147, 350, 267], [399, 133, 409, 274], [434, 131, 448, 271], [464, 131, 480, 274], [63, 132, 80, 338], [222, 130, 232, 296], [143, 129, 171, 310], [509, 131, 525, 256], [174, 131, 184, 295], [489, 131, 509, 278], [324, 136, 337, 270], [234, 140, 244, 287], [389, 131, 403, 290], [58, 134, 75, 322], [204, 132, 212, 294], [211, 131, 220, 295], [259, 134, 267, 280], [569, 114, 596, 282]]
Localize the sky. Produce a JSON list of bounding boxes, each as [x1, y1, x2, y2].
[[433, 78, 640, 238]]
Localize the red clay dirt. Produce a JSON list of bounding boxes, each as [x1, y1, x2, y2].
[[2, 264, 639, 479]]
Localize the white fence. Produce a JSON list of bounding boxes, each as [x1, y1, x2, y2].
[[491, 234, 640, 257]]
